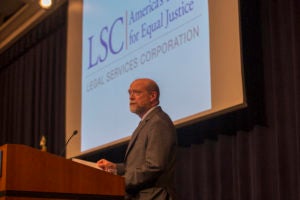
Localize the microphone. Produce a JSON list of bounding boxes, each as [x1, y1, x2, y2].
[[60, 130, 78, 156]]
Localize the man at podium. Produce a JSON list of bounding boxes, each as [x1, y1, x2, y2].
[[97, 78, 177, 200]]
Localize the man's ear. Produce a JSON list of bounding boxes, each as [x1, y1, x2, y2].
[[150, 91, 158, 102]]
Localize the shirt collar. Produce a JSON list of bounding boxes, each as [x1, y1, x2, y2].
[[141, 105, 158, 121]]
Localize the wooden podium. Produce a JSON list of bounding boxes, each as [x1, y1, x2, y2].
[[0, 144, 125, 200]]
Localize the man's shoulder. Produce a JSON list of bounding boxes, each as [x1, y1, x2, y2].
[[146, 106, 166, 119], [147, 107, 173, 125]]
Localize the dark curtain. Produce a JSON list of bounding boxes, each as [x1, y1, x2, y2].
[[0, 3, 67, 155], [174, 0, 300, 199]]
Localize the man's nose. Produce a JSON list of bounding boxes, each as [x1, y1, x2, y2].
[[129, 92, 134, 99]]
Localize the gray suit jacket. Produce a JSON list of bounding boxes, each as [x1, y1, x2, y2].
[[117, 106, 177, 200]]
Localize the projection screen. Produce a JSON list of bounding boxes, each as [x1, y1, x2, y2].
[[66, 0, 245, 158]]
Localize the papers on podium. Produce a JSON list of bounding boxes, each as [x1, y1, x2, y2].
[[72, 158, 101, 170]]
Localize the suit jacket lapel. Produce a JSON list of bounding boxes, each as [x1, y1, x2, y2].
[[125, 120, 145, 159], [124, 106, 161, 159]]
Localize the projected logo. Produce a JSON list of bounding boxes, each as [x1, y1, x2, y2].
[[85, 0, 198, 76], [88, 17, 124, 69]]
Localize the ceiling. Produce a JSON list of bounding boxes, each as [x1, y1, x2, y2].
[[0, 0, 65, 52], [0, 0, 26, 27], [0, 0, 41, 52]]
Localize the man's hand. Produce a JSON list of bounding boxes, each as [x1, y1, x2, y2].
[[97, 159, 117, 174]]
